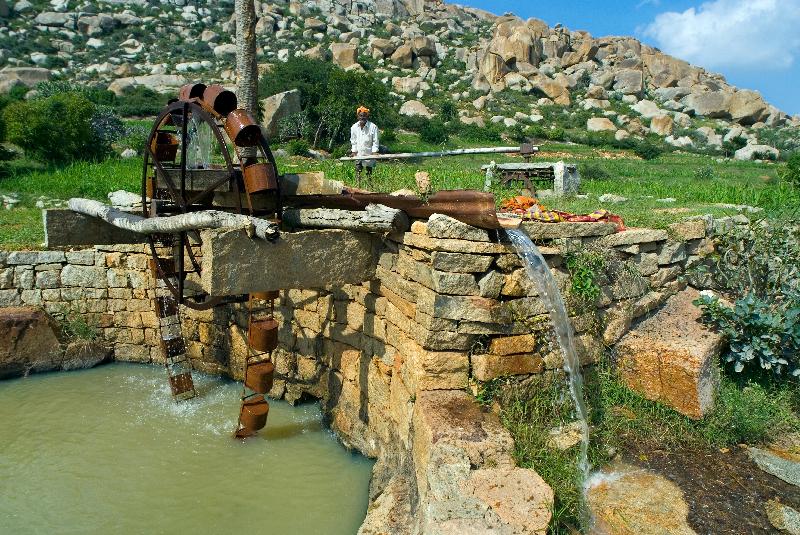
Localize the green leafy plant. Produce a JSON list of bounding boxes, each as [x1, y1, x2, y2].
[[580, 162, 610, 181], [695, 291, 800, 376], [693, 219, 800, 378], [287, 138, 310, 157], [419, 119, 449, 144], [564, 249, 606, 308], [778, 152, 800, 187], [632, 140, 663, 160], [4, 93, 109, 164], [57, 307, 100, 342], [694, 165, 717, 180]]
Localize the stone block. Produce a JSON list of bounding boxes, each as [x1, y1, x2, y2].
[[477, 271, 504, 299], [596, 228, 668, 247], [0, 268, 13, 289], [0, 307, 63, 378], [61, 264, 108, 288], [389, 324, 468, 392], [0, 289, 22, 307], [431, 251, 494, 273], [657, 242, 687, 265], [13, 267, 34, 289], [472, 353, 544, 380], [489, 334, 536, 356], [431, 270, 479, 295], [20, 289, 42, 306], [44, 209, 146, 247], [650, 265, 682, 287], [403, 233, 514, 254], [521, 221, 616, 239], [616, 288, 722, 419], [201, 228, 380, 295], [668, 219, 706, 241], [426, 214, 490, 242]]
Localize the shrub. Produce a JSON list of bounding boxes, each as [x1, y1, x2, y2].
[[449, 121, 503, 143], [3, 93, 109, 164], [91, 106, 127, 149], [779, 152, 800, 187], [439, 100, 457, 123], [419, 119, 449, 144], [632, 140, 663, 160], [381, 128, 397, 144], [546, 127, 565, 141], [580, 162, 610, 181], [694, 165, 717, 180], [117, 123, 150, 155], [693, 220, 800, 379], [114, 86, 166, 117], [287, 138, 310, 156]]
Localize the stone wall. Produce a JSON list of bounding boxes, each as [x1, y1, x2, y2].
[[0, 214, 715, 533]]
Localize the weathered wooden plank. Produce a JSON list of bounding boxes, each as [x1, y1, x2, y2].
[[200, 228, 380, 295], [44, 209, 147, 247]]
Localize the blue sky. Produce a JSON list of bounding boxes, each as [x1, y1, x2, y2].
[[459, 0, 800, 116]]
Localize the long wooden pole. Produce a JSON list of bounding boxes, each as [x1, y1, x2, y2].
[[339, 146, 536, 161]]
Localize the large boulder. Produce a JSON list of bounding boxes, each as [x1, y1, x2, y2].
[[613, 68, 643, 97], [533, 77, 571, 105], [562, 40, 598, 68], [260, 89, 301, 139], [616, 288, 722, 419], [107, 74, 187, 96], [642, 50, 696, 89], [390, 44, 414, 68], [587, 117, 616, 132], [399, 100, 433, 118], [734, 144, 780, 161], [728, 90, 769, 125], [411, 36, 437, 57], [0, 67, 51, 93], [681, 91, 732, 118], [650, 115, 675, 136], [330, 43, 358, 68], [0, 307, 63, 379]]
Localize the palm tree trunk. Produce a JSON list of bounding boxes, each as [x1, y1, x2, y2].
[[235, 0, 257, 159]]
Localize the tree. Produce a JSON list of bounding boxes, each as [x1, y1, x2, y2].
[[235, 0, 257, 158]]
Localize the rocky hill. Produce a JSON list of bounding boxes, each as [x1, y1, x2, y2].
[[0, 0, 798, 158]]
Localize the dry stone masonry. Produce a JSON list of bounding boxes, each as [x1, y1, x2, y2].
[[0, 213, 726, 532]]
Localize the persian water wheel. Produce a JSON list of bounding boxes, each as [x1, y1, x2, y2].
[[141, 84, 281, 310]]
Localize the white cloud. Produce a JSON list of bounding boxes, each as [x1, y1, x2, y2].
[[641, 0, 800, 71]]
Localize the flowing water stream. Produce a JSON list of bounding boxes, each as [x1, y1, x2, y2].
[[0, 363, 373, 534], [504, 229, 591, 491]]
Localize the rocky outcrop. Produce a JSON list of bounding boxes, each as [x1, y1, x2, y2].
[[261, 89, 302, 139], [0, 307, 62, 378], [587, 463, 696, 535]]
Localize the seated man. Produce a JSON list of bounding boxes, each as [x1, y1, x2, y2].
[[350, 106, 379, 186]]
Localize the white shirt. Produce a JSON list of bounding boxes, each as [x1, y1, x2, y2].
[[350, 120, 379, 157]]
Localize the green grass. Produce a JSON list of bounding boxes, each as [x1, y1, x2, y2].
[[0, 132, 798, 248], [496, 360, 800, 533]]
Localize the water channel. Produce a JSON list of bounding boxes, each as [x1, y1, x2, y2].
[[0, 363, 373, 534]]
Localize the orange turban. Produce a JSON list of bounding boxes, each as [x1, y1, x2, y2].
[[356, 106, 370, 115]]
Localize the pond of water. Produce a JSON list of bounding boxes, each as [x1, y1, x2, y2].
[[0, 363, 373, 534]]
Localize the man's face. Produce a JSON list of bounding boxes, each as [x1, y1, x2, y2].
[[358, 112, 368, 126]]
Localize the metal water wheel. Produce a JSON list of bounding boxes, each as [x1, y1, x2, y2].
[[141, 84, 281, 310]]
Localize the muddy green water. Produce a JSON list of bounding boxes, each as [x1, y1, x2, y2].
[[0, 363, 373, 534]]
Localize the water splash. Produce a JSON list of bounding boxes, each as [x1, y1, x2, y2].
[[186, 114, 213, 170], [504, 229, 591, 497]]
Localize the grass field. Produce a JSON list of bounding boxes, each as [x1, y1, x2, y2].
[[0, 132, 797, 248]]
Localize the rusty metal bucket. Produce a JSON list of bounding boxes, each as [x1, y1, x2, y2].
[[179, 82, 207, 101], [245, 360, 275, 394], [224, 109, 262, 147], [154, 295, 178, 318], [248, 318, 279, 353], [243, 162, 278, 194], [169, 372, 194, 396], [151, 132, 179, 161], [202, 84, 237, 116], [239, 395, 269, 431], [251, 290, 280, 301], [162, 336, 186, 357]]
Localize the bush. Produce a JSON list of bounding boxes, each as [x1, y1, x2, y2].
[[419, 119, 449, 144], [449, 121, 503, 143], [546, 127, 565, 141], [779, 152, 800, 187], [694, 166, 717, 180], [693, 220, 800, 379], [287, 138, 310, 156], [580, 162, 610, 181], [114, 86, 166, 117], [381, 128, 397, 144], [117, 123, 150, 155], [632, 140, 663, 160], [439, 100, 457, 123], [3, 93, 110, 164]]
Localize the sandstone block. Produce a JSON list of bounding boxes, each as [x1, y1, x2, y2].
[[431, 251, 494, 273], [431, 270, 479, 295], [616, 288, 722, 418], [596, 228, 668, 247], [61, 264, 108, 288], [489, 334, 536, 356], [0, 307, 63, 378], [472, 353, 543, 381], [426, 214, 490, 242], [521, 221, 616, 239], [668, 219, 706, 241]]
